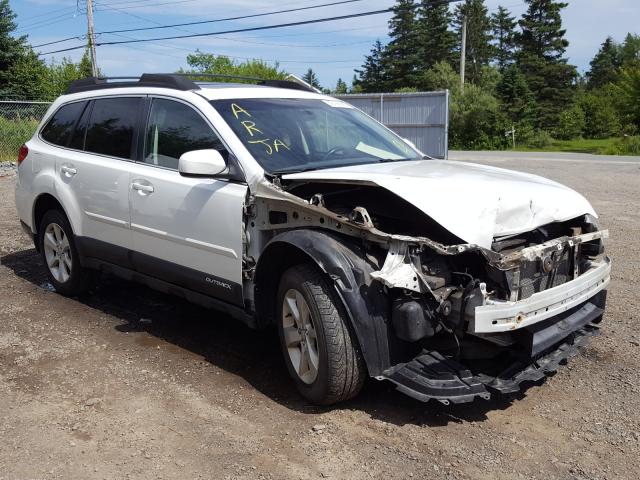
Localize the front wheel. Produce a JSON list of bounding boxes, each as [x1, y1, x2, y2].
[[277, 264, 366, 405]]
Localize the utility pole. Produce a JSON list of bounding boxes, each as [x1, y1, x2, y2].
[[460, 15, 467, 93], [86, 0, 99, 77]]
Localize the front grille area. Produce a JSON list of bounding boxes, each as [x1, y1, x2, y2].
[[517, 248, 573, 300]]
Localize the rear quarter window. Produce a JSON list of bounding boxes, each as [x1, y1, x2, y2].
[[40, 101, 87, 147]]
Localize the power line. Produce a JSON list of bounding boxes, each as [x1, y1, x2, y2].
[[16, 11, 80, 33], [102, 31, 362, 65], [94, 0, 199, 11], [38, 7, 396, 56], [98, 0, 367, 35], [32, 0, 367, 49]]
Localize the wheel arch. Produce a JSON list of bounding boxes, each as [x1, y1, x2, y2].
[[254, 229, 393, 377], [32, 193, 71, 250]]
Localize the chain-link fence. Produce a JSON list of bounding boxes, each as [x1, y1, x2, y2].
[[0, 100, 51, 162]]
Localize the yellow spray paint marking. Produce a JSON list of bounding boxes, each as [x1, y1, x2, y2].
[[231, 104, 290, 156], [248, 139, 273, 155], [231, 103, 251, 119], [273, 139, 291, 152], [241, 120, 263, 137]]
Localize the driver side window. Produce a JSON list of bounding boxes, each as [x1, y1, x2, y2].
[[143, 98, 224, 170]]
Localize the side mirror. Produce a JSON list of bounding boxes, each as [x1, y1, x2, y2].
[[178, 149, 227, 177]]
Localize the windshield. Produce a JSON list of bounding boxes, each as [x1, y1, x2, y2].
[[210, 98, 421, 174]]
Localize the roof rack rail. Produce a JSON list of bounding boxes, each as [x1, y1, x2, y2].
[[65, 73, 320, 95], [174, 73, 319, 93], [66, 74, 200, 94]]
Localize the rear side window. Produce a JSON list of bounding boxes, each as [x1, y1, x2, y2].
[[68, 102, 92, 150], [143, 98, 224, 170], [85, 97, 141, 159], [41, 101, 87, 147]]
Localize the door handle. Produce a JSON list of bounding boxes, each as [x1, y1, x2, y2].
[[131, 181, 154, 194], [61, 165, 77, 177]]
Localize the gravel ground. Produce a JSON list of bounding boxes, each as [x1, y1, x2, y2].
[[1, 152, 639, 480]]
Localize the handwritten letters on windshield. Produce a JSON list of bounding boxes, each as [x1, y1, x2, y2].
[[231, 103, 291, 155]]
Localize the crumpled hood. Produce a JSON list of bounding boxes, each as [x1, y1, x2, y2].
[[282, 160, 596, 249]]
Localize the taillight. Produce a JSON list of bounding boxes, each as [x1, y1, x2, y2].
[[17, 144, 28, 165]]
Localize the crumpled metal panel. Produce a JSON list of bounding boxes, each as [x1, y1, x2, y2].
[[283, 159, 597, 249]]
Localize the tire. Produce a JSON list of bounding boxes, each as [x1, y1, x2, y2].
[[277, 264, 366, 405], [38, 209, 94, 296]]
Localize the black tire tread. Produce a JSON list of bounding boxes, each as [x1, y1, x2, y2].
[[286, 264, 366, 404]]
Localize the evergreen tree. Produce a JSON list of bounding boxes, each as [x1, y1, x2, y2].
[[302, 68, 321, 89], [496, 64, 535, 125], [350, 74, 363, 93], [516, 0, 576, 129], [334, 78, 348, 94], [620, 33, 640, 67], [355, 40, 387, 92], [0, 0, 27, 95], [452, 0, 493, 85], [490, 5, 517, 71], [416, 0, 456, 72], [78, 50, 95, 78], [614, 65, 640, 130], [587, 37, 621, 89], [383, 0, 420, 91]]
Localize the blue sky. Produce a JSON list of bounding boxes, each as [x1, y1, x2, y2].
[[10, 0, 640, 89]]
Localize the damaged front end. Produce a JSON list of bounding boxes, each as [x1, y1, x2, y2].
[[247, 178, 611, 405], [373, 229, 609, 404]]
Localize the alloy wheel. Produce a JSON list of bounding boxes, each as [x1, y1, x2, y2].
[[281, 288, 319, 384], [43, 222, 72, 283]]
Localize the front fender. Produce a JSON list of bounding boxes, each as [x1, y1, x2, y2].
[[258, 229, 393, 377]]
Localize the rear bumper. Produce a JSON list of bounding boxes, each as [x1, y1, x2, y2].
[[472, 256, 611, 333]]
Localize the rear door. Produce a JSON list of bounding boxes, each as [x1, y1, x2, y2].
[[49, 96, 141, 265], [128, 96, 247, 305]]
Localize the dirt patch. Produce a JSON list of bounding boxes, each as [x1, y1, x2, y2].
[[1, 155, 639, 479]]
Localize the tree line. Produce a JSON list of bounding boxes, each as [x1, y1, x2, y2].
[[351, 0, 640, 151], [0, 0, 95, 100], [2, 0, 639, 153]]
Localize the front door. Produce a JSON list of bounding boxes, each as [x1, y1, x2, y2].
[[128, 97, 247, 305]]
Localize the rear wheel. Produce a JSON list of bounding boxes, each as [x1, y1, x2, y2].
[[39, 209, 93, 296], [277, 264, 366, 405]]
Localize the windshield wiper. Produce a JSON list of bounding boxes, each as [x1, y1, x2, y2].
[[376, 157, 423, 163], [271, 166, 320, 175]]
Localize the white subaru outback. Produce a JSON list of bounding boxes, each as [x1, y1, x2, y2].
[[14, 74, 611, 405]]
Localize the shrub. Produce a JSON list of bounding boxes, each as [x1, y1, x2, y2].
[[609, 135, 640, 155], [526, 130, 553, 149], [449, 84, 510, 150], [556, 104, 586, 140], [578, 92, 621, 138]]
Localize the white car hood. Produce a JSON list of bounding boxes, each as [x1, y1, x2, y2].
[[282, 160, 596, 249]]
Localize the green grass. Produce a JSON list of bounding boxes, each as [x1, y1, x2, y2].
[[515, 137, 640, 156], [0, 117, 39, 162]]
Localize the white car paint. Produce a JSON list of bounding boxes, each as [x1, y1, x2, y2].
[[127, 160, 246, 285], [283, 159, 596, 249]]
